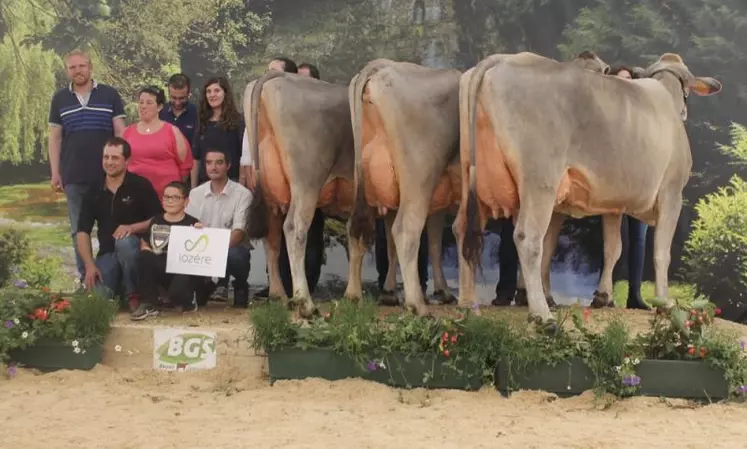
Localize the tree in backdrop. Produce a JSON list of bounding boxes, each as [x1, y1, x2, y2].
[[0, 0, 58, 165]]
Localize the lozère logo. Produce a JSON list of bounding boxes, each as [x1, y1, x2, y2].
[[156, 332, 216, 369], [184, 233, 209, 252]]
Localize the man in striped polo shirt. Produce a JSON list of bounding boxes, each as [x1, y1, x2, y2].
[[48, 49, 127, 285]]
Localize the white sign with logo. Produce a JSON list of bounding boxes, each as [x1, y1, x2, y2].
[[166, 225, 230, 277], [153, 328, 217, 372]]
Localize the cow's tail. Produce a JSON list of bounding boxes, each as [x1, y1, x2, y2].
[[349, 61, 387, 247], [462, 55, 505, 269], [245, 70, 286, 240]]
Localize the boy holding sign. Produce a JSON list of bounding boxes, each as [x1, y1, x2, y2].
[[132, 181, 200, 320]]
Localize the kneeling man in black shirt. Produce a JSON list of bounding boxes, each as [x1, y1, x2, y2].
[[133, 181, 200, 320]]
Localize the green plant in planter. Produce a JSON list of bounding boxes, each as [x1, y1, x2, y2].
[[572, 309, 642, 398], [0, 282, 118, 371]]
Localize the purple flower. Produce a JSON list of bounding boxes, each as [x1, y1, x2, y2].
[[366, 360, 378, 372], [737, 385, 747, 395], [740, 340, 746, 351], [622, 375, 641, 387], [4, 320, 12, 329], [13, 280, 27, 289], [7, 365, 17, 378], [472, 302, 480, 311]]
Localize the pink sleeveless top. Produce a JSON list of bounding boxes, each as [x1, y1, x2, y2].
[[123, 122, 193, 199]]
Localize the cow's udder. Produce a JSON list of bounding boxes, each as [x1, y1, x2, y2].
[[475, 102, 518, 219], [362, 100, 399, 212]]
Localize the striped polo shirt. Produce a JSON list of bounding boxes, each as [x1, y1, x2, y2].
[[48, 80, 127, 185]]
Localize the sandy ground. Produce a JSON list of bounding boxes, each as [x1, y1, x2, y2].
[[3, 305, 747, 449]]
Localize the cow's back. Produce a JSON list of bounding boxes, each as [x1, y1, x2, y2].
[[483, 61, 690, 216]]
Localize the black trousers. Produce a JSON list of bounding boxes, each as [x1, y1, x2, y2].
[[495, 218, 518, 295], [137, 250, 195, 307], [274, 208, 326, 296], [375, 218, 428, 291]]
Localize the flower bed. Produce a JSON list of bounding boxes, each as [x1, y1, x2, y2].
[[1, 283, 118, 377], [251, 296, 747, 401]]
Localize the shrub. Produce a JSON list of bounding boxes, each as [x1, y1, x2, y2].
[[0, 229, 30, 288], [17, 253, 63, 289], [683, 123, 747, 317]]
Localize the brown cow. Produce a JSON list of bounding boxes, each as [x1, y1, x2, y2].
[[348, 60, 462, 315], [454, 52, 721, 327], [243, 70, 366, 318]]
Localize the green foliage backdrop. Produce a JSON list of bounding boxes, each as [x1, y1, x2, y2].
[[1, 0, 746, 315]]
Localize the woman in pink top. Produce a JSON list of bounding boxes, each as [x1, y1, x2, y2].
[[123, 86, 192, 199]]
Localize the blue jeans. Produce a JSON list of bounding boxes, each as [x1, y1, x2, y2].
[[95, 236, 140, 297], [65, 183, 93, 280], [226, 245, 251, 290], [626, 216, 648, 301]]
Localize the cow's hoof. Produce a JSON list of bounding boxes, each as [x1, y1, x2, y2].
[[537, 318, 559, 336], [405, 301, 429, 317], [429, 289, 457, 305], [527, 313, 543, 325], [491, 294, 513, 307], [378, 290, 400, 307], [546, 295, 558, 309], [515, 289, 528, 307], [590, 291, 613, 308], [297, 301, 317, 319]]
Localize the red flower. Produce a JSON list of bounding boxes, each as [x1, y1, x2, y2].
[[688, 347, 696, 356], [53, 300, 70, 312], [700, 348, 708, 358], [715, 308, 722, 316], [443, 350, 450, 357], [583, 308, 592, 321], [450, 335, 457, 344], [41, 286, 50, 293], [442, 332, 449, 342], [32, 308, 49, 321]]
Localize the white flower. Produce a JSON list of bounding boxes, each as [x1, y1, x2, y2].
[[114, 345, 122, 352], [624, 357, 630, 365], [21, 331, 28, 339], [82, 350, 86, 354], [13, 318, 19, 325], [615, 366, 621, 372], [72, 340, 79, 347], [73, 347, 81, 354], [633, 358, 640, 365], [378, 361, 386, 369]]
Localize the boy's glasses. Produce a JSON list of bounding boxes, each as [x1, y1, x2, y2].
[[163, 195, 184, 202]]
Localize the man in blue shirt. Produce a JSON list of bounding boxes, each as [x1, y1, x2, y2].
[[159, 73, 198, 144], [48, 49, 127, 284]]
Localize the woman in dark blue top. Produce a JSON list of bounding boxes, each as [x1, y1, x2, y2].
[[190, 76, 245, 187]]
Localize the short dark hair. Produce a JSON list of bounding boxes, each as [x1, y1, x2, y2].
[[298, 62, 320, 79], [272, 56, 298, 74], [164, 180, 188, 197], [104, 136, 131, 159], [167, 73, 191, 91], [137, 85, 166, 105], [204, 148, 231, 165]]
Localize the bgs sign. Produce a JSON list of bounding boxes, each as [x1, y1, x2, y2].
[[166, 225, 230, 277], [153, 328, 217, 372]]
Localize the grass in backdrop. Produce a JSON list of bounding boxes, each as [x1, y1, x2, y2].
[[0, 183, 68, 223]]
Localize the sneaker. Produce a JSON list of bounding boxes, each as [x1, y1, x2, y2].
[[210, 286, 229, 302], [131, 304, 160, 321], [128, 294, 140, 313]]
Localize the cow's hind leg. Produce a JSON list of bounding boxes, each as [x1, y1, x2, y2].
[[426, 211, 456, 305], [392, 204, 429, 316], [540, 212, 565, 308], [652, 189, 683, 306], [378, 212, 400, 306], [283, 193, 319, 318], [590, 213, 623, 308], [514, 188, 557, 327], [343, 223, 368, 301], [265, 211, 287, 300]]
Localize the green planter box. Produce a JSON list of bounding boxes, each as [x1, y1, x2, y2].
[[10, 340, 102, 372], [636, 360, 729, 400], [267, 347, 482, 390], [496, 357, 595, 397]]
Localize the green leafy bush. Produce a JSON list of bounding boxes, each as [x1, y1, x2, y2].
[[17, 253, 63, 289], [0, 229, 30, 288], [683, 123, 747, 312]]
